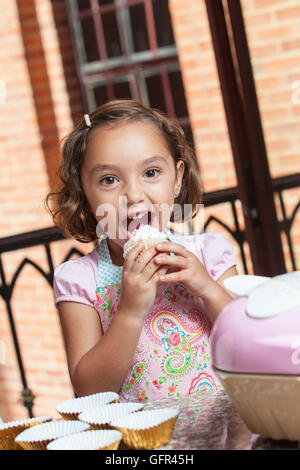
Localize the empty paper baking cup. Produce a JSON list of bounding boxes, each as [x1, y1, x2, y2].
[[47, 429, 122, 450], [78, 402, 144, 430], [0, 416, 52, 450], [56, 392, 119, 420], [15, 419, 90, 450], [110, 408, 179, 450]]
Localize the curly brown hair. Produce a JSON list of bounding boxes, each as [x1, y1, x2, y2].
[[44, 99, 203, 243]]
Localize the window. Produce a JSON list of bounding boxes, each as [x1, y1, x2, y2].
[[68, 0, 194, 147]]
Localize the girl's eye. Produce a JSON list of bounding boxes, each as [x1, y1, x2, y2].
[[100, 176, 118, 185], [145, 168, 160, 178]]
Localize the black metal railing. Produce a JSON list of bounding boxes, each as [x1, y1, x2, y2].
[[0, 173, 299, 417]]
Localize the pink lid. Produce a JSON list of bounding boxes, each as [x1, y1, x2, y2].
[[211, 296, 300, 375]]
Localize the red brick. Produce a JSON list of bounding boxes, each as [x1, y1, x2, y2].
[[282, 39, 300, 51], [245, 12, 271, 27], [253, 0, 289, 8], [262, 56, 300, 72], [257, 25, 295, 41], [276, 6, 300, 20]]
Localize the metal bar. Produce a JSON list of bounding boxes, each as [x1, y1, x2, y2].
[[278, 191, 297, 271], [0, 226, 64, 253], [0, 254, 34, 417], [231, 201, 248, 274], [65, 0, 89, 111], [81, 47, 178, 77], [205, 0, 286, 276], [45, 243, 55, 282], [226, 0, 286, 275], [144, 0, 157, 54], [272, 173, 300, 192], [90, 0, 108, 61], [115, 0, 130, 59], [161, 64, 176, 118], [5, 299, 34, 418]]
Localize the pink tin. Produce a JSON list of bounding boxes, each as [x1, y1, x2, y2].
[[210, 272, 300, 441]]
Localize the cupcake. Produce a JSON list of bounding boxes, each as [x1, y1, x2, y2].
[[47, 429, 122, 450], [15, 419, 90, 450], [110, 408, 179, 450], [123, 224, 169, 259], [0, 416, 52, 450], [56, 391, 119, 420], [78, 402, 144, 430]]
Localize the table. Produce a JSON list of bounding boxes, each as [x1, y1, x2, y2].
[[143, 391, 299, 450]]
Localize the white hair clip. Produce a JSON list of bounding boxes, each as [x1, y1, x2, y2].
[[84, 113, 92, 128]]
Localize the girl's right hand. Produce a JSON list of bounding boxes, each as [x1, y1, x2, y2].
[[118, 242, 168, 320]]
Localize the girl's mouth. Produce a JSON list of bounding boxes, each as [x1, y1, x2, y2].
[[124, 211, 154, 239]]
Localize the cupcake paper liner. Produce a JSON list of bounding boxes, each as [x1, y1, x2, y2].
[[0, 416, 52, 450], [47, 429, 122, 450], [56, 392, 119, 420], [15, 419, 90, 450], [78, 402, 144, 430], [123, 237, 165, 259], [110, 408, 179, 450]]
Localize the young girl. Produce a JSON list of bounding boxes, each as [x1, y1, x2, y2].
[[46, 99, 238, 403]]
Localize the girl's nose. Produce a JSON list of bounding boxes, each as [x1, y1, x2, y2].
[[123, 181, 145, 204]]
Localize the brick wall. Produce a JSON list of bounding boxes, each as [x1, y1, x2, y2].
[[0, 0, 299, 421], [169, 0, 300, 271], [0, 0, 93, 421]]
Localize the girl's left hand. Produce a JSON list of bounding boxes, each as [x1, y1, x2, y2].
[[154, 241, 216, 298]]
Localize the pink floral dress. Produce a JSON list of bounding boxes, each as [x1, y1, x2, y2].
[[95, 228, 233, 403]]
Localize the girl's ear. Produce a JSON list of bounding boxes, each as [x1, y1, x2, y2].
[[222, 274, 270, 297]]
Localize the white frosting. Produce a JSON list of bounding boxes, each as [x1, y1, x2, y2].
[[123, 224, 168, 258]]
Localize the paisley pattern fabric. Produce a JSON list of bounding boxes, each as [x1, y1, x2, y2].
[[95, 229, 223, 402]]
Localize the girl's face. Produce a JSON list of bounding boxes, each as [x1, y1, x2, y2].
[[80, 119, 184, 264]]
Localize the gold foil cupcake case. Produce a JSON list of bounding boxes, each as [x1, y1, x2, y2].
[[14, 419, 90, 450], [110, 408, 179, 449], [56, 391, 119, 420], [0, 416, 52, 450], [78, 402, 144, 430], [47, 429, 122, 450]]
